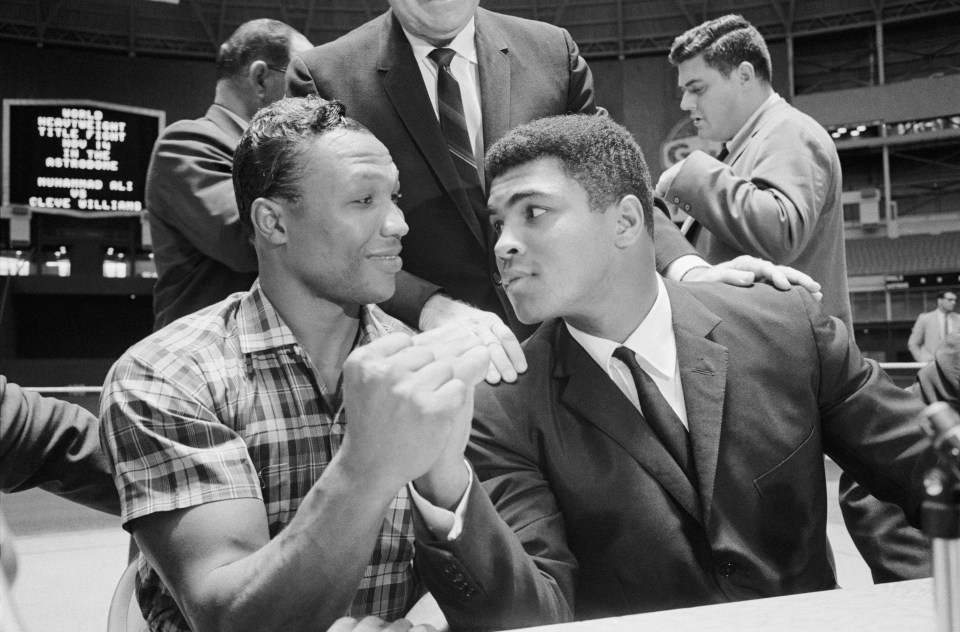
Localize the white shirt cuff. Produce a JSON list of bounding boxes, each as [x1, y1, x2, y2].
[[408, 460, 473, 541], [663, 253, 709, 282]]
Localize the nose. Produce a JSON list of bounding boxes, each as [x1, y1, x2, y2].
[[383, 203, 408, 238], [493, 221, 523, 261], [680, 90, 695, 112]]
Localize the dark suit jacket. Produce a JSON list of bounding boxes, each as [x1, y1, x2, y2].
[[147, 104, 258, 330], [414, 281, 931, 629], [0, 375, 119, 515], [288, 9, 693, 334]]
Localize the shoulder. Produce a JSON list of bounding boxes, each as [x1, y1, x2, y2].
[[677, 281, 826, 344], [477, 8, 571, 49], [152, 112, 235, 156], [105, 295, 245, 398], [763, 99, 835, 150], [299, 12, 386, 67]]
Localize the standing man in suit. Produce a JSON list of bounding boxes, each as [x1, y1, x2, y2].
[[909, 291, 959, 362], [286, 1, 805, 384], [147, 19, 312, 330], [406, 115, 933, 628], [655, 14, 852, 332], [655, 14, 930, 582]]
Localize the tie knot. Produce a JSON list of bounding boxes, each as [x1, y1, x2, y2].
[[428, 47, 457, 69], [613, 346, 640, 371]]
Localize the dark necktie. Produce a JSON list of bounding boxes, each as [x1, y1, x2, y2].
[[613, 346, 696, 485], [428, 48, 487, 221], [683, 145, 727, 246]]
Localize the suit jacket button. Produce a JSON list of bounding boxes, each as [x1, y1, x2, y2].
[[673, 196, 680, 204], [684, 204, 691, 211], [718, 563, 736, 577], [493, 272, 502, 286]]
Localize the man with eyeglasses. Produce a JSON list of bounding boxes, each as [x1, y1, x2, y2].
[[145, 19, 312, 330]]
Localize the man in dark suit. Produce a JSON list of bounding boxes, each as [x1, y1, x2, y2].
[[286, 0, 805, 383], [147, 19, 311, 330], [406, 115, 933, 628]]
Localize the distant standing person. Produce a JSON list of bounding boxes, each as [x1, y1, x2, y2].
[[909, 290, 959, 363], [147, 19, 311, 330], [655, 14, 852, 332]]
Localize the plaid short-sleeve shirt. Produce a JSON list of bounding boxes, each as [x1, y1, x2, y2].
[[101, 282, 419, 631]]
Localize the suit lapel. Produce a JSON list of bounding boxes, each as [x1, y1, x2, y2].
[[664, 281, 728, 529], [475, 9, 510, 155], [377, 12, 485, 246], [554, 324, 703, 524]]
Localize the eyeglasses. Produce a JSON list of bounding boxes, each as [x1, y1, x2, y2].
[[266, 64, 288, 74]]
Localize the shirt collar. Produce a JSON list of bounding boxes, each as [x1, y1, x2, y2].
[[566, 275, 676, 380], [725, 92, 781, 158], [237, 281, 414, 355], [401, 17, 478, 66]]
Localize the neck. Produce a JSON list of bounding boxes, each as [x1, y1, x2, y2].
[[214, 81, 254, 121], [566, 262, 658, 344], [258, 266, 361, 375]]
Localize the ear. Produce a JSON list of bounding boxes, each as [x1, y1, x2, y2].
[[612, 195, 646, 248], [251, 197, 288, 245], [736, 61, 756, 84], [248, 60, 269, 97]]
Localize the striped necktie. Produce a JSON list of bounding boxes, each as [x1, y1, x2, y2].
[[428, 48, 487, 221]]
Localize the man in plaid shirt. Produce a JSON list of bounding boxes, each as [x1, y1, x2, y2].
[[101, 95, 489, 632]]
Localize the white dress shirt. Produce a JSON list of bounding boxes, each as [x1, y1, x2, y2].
[[401, 19, 485, 175], [566, 275, 689, 428]]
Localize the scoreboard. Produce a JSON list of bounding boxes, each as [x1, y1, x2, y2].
[[2, 99, 164, 219]]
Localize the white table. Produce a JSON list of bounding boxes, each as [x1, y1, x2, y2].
[[515, 579, 934, 632]]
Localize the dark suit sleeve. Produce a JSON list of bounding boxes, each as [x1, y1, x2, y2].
[[286, 54, 319, 97], [0, 376, 120, 515], [840, 331, 960, 583], [562, 28, 601, 116], [652, 198, 698, 272], [413, 385, 576, 630], [148, 120, 257, 273], [802, 292, 931, 525]]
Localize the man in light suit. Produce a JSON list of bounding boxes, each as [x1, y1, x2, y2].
[[909, 291, 959, 363], [286, 0, 800, 383], [655, 14, 930, 582], [655, 14, 852, 332], [407, 115, 933, 628], [147, 19, 312, 330]]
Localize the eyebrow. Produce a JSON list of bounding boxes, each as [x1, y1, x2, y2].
[[681, 78, 703, 89], [487, 189, 544, 215]]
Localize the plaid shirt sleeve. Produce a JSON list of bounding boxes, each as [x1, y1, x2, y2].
[[100, 341, 262, 527]]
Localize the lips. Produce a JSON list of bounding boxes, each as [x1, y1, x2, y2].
[[500, 270, 532, 289], [368, 250, 402, 272]]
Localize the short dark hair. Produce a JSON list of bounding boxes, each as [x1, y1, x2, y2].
[[216, 19, 302, 81], [668, 14, 772, 84], [233, 95, 369, 237], [486, 114, 654, 235]]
